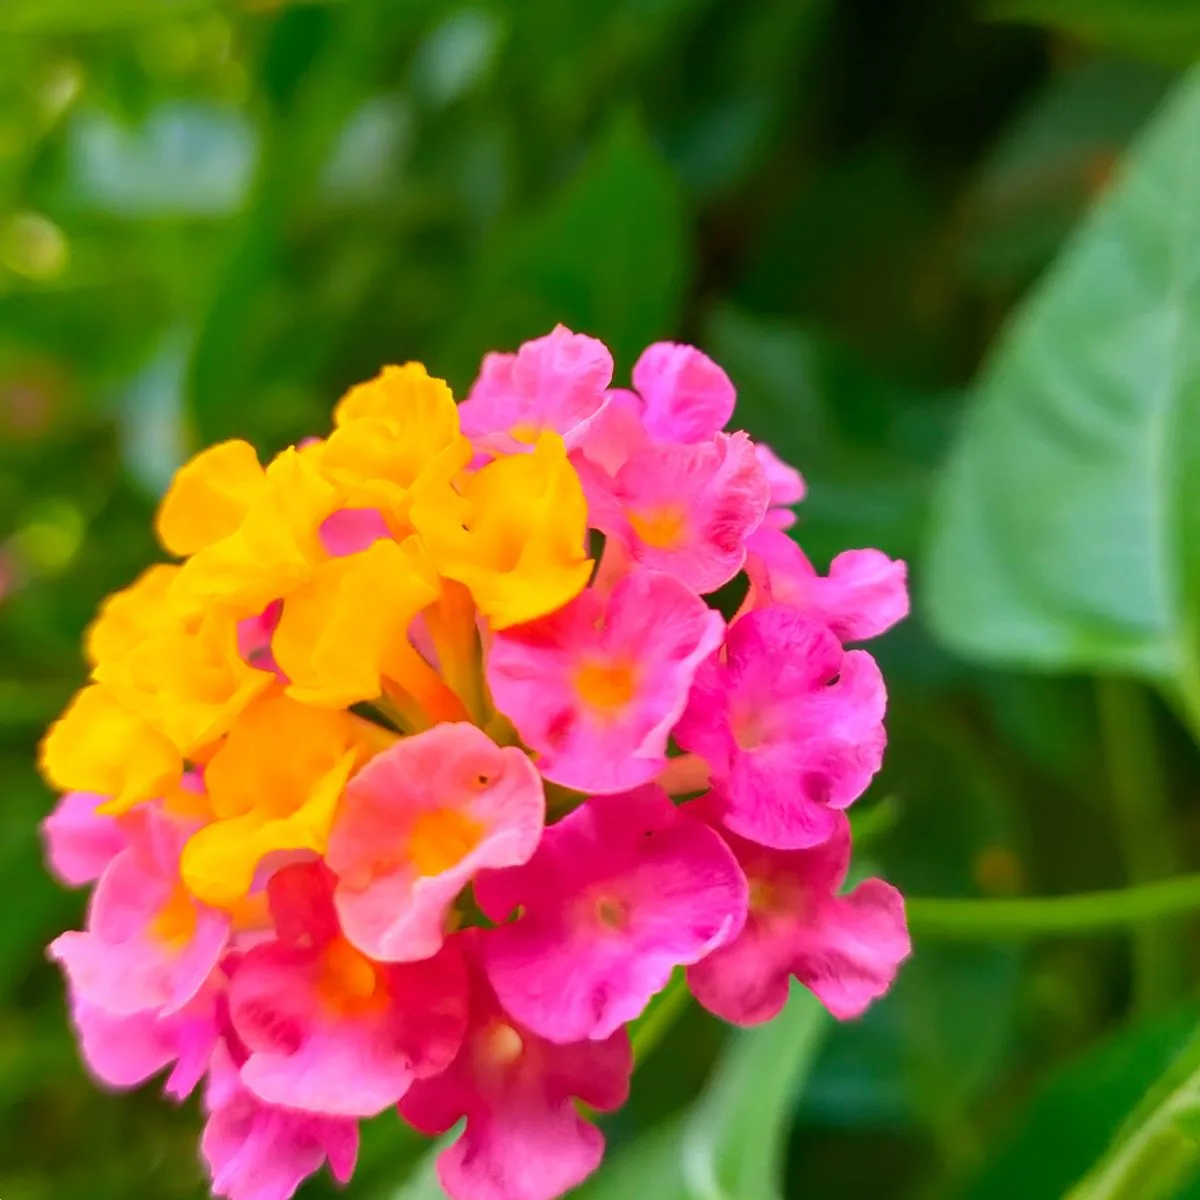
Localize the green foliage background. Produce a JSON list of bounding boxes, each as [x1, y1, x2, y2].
[[4, 2, 1200, 1197]]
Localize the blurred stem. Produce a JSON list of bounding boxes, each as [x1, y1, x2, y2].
[[906, 875, 1200, 940], [1066, 1026, 1200, 1200], [1096, 677, 1182, 1013]]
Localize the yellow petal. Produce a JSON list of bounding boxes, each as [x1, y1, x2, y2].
[[93, 608, 275, 756], [322, 365, 471, 536], [413, 432, 592, 629], [274, 537, 442, 709], [40, 685, 182, 812], [156, 440, 266, 557], [85, 564, 181, 668], [171, 445, 340, 615], [201, 693, 380, 821], [181, 749, 357, 909]]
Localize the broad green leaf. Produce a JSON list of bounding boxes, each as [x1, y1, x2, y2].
[[990, 0, 1200, 66], [441, 112, 690, 385], [960, 1005, 1200, 1200], [926, 70, 1200, 703], [577, 983, 828, 1200]]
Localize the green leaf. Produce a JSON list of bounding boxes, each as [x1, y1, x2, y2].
[[960, 1006, 1200, 1200], [441, 112, 690, 386], [577, 983, 828, 1200], [990, 0, 1200, 66], [926, 70, 1200, 703]]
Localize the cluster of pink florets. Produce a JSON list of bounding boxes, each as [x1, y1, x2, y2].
[[42, 327, 911, 1200]]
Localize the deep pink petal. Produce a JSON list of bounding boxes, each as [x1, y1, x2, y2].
[[477, 787, 747, 1041]]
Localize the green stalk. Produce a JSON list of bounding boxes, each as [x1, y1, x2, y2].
[[1096, 678, 1181, 1011], [906, 875, 1200, 941]]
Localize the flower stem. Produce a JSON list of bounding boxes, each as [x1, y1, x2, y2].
[[906, 875, 1200, 941], [1096, 677, 1181, 1011]]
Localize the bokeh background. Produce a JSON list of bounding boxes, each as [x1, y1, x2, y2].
[[4, 2, 1200, 1198]]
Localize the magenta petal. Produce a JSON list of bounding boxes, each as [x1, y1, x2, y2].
[[477, 786, 747, 1042], [41, 791, 126, 887], [687, 816, 910, 1025], [399, 934, 631, 1200], [319, 508, 392, 558], [675, 606, 887, 849], [632, 342, 736, 444]]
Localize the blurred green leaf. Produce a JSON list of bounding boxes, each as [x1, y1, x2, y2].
[[960, 1005, 1200, 1200], [960, 57, 1171, 286], [442, 111, 690, 384], [927, 69, 1200, 701], [576, 984, 828, 1200], [990, 0, 1200, 66], [707, 306, 952, 567]]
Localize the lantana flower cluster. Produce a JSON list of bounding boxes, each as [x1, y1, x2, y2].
[[40, 326, 912, 1200]]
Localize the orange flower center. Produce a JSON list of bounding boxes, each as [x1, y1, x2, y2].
[[318, 935, 389, 1017], [628, 504, 688, 550], [151, 883, 199, 951], [573, 658, 637, 718], [407, 808, 484, 877]]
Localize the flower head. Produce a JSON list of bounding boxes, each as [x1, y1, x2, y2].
[[39, 327, 906, 1200]]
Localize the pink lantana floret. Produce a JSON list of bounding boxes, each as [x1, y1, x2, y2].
[[42, 790, 127, 887], [400, 932, 633, 1200], [202, 1039, 359, 1200], [675, 605, 887, 849], [687, 809, 910, 1023], [69, 985, 220, 1099], [755, 442, 806, 526], [596, 431, 770, 594], [486, 569, 724, 794], [228, 862, 468, 1118], [49, 806, 230, 1015], [746, 534, 909, 642], [477, 786, 747, 1042], [327, 722, 545, 963], [630, 341, 736, 445], [460, 325, 613, 453]]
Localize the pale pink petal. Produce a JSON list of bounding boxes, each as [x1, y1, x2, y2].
[[477, 786, 746, 1042], [49, 811, 230, 1015], [487, 570, 724, 794], [328, 724, 544, 962], [675, 606, 887, 849], [600, 432, 770, 594], [41, 791, 126, 887], [754, 442, 806, 508], [460, 326, 614, 452], [202, 1041, 359, 1200], [632, 342, 736, 444]]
